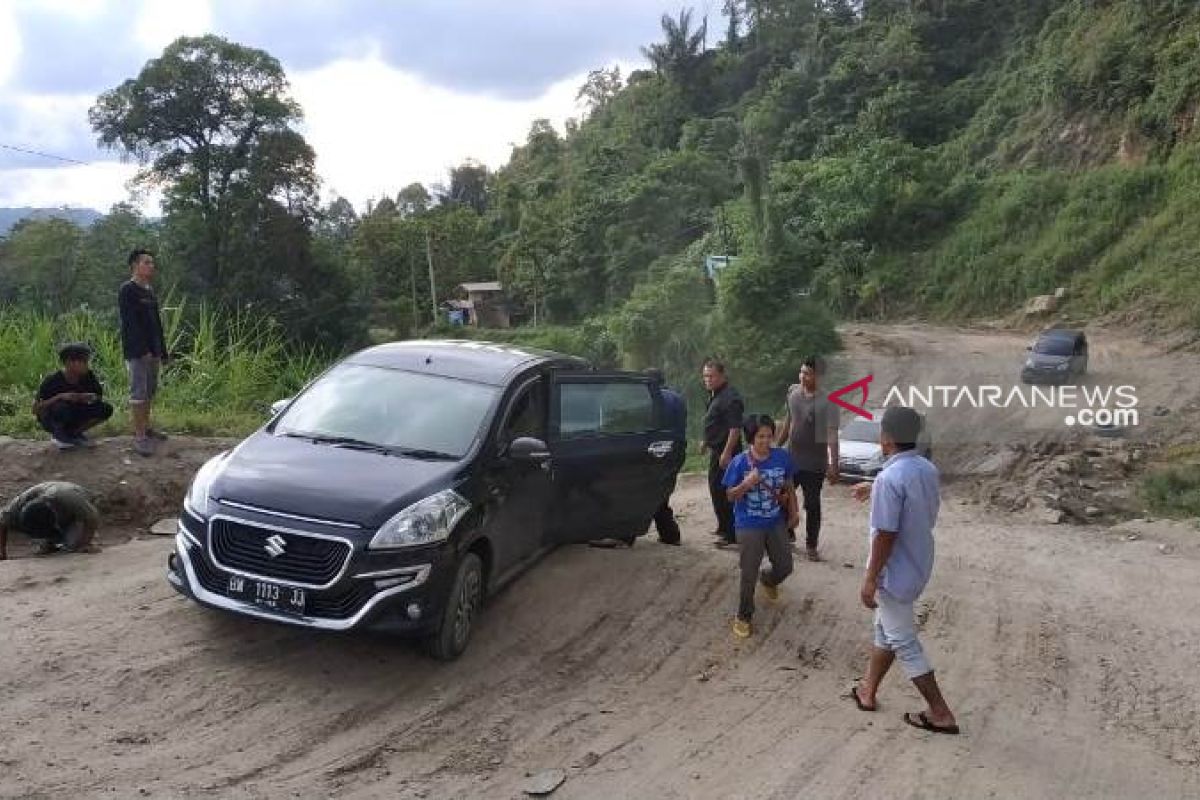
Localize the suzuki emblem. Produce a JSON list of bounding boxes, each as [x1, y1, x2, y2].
[[264, 534, 287, 558]]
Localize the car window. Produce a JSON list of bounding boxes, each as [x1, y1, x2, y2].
[[502, 378, 546, 441], [1034, 336, 1074, 356], [842, 419, 880, 442], [559, 381, 654, 438], [275, 363, 498, 458]]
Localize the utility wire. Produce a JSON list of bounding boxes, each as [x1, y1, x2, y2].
[[0, 142, 91, 166]]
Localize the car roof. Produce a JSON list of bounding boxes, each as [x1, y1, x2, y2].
[[346, 339, 589, 386], [1037, 328, 1084, 340]]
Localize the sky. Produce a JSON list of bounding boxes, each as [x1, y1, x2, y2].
[[0, 0, 699, 214]]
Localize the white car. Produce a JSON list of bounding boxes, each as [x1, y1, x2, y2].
[[837, 412, 932, 482]]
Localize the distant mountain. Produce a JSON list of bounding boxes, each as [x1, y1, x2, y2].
[[0, 207, 104, 236]]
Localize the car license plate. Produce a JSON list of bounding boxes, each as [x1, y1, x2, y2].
[[226, 575, 306, 615]]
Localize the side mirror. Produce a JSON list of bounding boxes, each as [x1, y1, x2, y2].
[[508, 437, 551, 464], [269, 397, 293, 418]]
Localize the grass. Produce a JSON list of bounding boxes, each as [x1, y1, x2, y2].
[[1139, 465, 1200, 519], [0, 305, 329, 439]]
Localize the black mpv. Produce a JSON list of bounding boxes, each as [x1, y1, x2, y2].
[[167, 341, 684, 659]]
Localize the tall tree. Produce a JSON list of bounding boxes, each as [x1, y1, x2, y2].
[[89, 35, 316, 293], [577, 66, 625, 115], [445, 161, 490, 214], [642, 9, 709, 85], [396, 182, 432, 217]]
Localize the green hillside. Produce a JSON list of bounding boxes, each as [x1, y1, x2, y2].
[[482, 0, 1200, 394], [4, 1, 1200, 418]]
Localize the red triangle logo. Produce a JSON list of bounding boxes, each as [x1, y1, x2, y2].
[[829, 375, 874, 420]]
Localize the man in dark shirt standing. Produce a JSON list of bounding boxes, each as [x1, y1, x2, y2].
[[118, 249, 168, 457], [647, 369, 685, 546], [33, 343, 113, 449], [777, 355, 840, 561], [701, 358, 744, 548]]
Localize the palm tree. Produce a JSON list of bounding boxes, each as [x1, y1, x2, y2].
[[641, 8, 708, 84]]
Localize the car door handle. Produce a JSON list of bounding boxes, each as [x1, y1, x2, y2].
[[648, 441, 674, 459]]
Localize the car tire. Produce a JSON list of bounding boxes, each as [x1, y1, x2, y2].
[[427, 552, 483, 662]]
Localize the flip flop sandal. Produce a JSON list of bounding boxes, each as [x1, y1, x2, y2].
[[847, 685, 876, 712], [903, 711, 960, 735]]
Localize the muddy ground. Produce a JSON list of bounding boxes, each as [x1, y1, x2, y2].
[[1, 323, 1198, 799]]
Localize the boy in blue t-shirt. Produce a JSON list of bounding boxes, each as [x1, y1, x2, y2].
[[723, 414, 799, 638]]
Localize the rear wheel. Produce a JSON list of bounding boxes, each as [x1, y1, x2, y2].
[[427, 552, 483, 661]]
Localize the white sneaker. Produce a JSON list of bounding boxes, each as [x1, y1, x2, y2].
[[51, 436, 77, 451]]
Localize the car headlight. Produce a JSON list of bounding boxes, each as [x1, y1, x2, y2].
[[184, 454, 225, 519], [1056, 362, 1070, 371], [369, 489, 471, 550], [1024, 359, 1035, 369]]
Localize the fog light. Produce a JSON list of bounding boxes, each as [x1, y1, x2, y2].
[[406, 603, 422, 620]]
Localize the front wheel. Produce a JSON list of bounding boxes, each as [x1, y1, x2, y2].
[[427, 552, 483, 661]]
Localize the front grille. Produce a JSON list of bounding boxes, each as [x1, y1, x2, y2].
[[189, 543, 376, 620], [210, 518, 350, 586], [307, 583, 376, 619]]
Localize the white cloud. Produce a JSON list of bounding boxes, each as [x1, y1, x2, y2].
[[0, 2, 642, 212], [0, 161, 141, 210], [134, 0, 212, 53], [291, 52, 593, 208], [0, 1, 20, 88], [3, 91, 97, 156]]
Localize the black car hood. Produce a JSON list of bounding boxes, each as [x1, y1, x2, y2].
[[210, 432, 463, 527]]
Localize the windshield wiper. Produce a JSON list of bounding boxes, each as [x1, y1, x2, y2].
[[282, 432, 394, 454], [391, 447, 458, 461], [280, 432, 456, 460]]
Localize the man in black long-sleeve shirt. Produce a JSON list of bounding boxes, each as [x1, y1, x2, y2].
[[118, 248, 168, 457]]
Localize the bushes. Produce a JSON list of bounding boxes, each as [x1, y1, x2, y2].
[[1140, 466, 1200, 519], [0, 305, 326, 437]]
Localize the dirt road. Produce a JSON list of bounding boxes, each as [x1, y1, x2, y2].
[[1, 323, 1198, 799]]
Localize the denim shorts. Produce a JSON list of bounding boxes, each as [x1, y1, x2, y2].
[[127, 357, 160, 404]]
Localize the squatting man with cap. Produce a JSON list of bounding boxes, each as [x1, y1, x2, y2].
[[848, 406, 958, 735], [33, 343, 113, 450]]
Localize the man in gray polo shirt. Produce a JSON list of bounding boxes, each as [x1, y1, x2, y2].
[[848, 406, 958, 735], [776, 355, 839, 560]]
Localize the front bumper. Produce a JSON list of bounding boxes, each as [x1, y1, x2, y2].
[[838, 463, 880, 483], [1021, 369, 1070, 385], [167, 522, 441, 634]]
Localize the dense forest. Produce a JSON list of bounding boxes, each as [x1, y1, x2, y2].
[[4, 0, 1200, 407]]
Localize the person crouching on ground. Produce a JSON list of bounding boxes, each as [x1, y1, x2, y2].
[[0, 481, 101, 560], [848, 406, 958, 734], [33, 343, 113, 450], [723, 414, 799, 639]]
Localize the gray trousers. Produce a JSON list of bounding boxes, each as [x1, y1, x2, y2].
[[737, 522, 794, 621]]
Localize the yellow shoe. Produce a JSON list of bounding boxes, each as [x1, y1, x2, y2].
[[732, 618, 752, 639], [759, 579, 780, 602]]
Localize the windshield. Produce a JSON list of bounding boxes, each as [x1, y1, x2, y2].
[[1033, 336, 1075, 356], [274, 363, 498, 458], [841, 419, 880, 442]]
